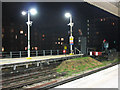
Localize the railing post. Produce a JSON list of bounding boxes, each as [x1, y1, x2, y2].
[[10, 52, 12, 58], [75, 48, 76, 54], [36, 50, 38, 56], [51, 50, 52, 55], [57, 50, 59, 55], [43, 50, 45, 56], [20, 51, 22, 58]]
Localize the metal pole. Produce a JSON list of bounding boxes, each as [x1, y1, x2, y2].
[[27, 11, 30, 57], [70, 16, 73, 54], [20, 51, 21, 58]]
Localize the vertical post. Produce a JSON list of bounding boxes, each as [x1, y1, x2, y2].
[[36, 50, 38, 56], [43, 50, 45, 56], [10, 52, 12, 58], [57, 50, 59, 55], [75, 48, 76, 54], [20, 51, 21, 58], [69, 16, 74, 54], [51, 50, 52, 55], [27, 11, 30, 57]]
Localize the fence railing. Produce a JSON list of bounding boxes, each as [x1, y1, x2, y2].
[[0, 50, 65, 58]]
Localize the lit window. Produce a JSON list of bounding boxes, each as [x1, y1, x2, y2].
[[103, 18, 105, 21], [58, 38, 60, 40], [25, 33, 27, 36], [61, 38, 64, 41], [87, 20, 89, 22], [55, 42, 57, 44], [42, 34, 45, 37], [20, 30, 23, 34], [100, 19, 103, 21], [61, 42, 63, 45], [25, 47, 27, 50], [32, 47, 34, 50], [15, 35, 18, 39], [35, 47, 38, 50], [112, 23, 115, 26], [58, 42, 60, 44], [2, 47, 4, 52], [87, 32, 89, 35], [87, 24, 89, 26], [87, 28, 89, 31]]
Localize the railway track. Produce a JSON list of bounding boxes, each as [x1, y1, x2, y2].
[[2, 71, 65, 89], [1, 61, 65, 89]]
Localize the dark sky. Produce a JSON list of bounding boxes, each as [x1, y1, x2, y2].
[[3, 2, 117, 35], [2, 2, 120, 51], [2, 2, 113, 27]]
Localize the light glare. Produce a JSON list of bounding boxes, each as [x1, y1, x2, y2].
[[22, 11, 27, 15], [65, 13, 71, 18], [30, 8, 37, 15]]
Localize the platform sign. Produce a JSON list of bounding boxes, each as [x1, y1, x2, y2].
[[104, 42, 109, 49], [69, 36, 74, 45]]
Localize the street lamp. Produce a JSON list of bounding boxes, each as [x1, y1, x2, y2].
[[21, 8, 37, 58], [65, 13, 74, 55]]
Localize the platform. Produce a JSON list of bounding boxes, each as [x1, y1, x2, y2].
[[0, 54, 83, 67]]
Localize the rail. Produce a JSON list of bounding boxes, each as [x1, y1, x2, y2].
[[0, 50, 65, 58]]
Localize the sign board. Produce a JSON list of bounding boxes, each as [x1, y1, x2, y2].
[[69, 36, 74, 45], [104, 42, 109, 49]]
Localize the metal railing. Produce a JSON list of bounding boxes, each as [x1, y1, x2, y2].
[[0, 50, 65, 58]]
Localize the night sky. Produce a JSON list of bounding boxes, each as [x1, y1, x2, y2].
[[2, 2, 113, 29], [2, 2, 120, 51]]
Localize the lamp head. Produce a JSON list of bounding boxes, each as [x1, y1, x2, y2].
[[22, 11, 27, 15], [30, 8, 37, 15], [65, 13, 71, 18]]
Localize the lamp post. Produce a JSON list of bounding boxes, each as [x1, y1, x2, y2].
[[65, 13, 74, 55], [22, 9, 37, 58]]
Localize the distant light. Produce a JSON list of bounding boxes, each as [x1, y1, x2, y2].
[[103, 39, 106, 42], [2, 47, 4, 52], [87, 20, 90, 22], [103, 18, 106, 21], [100, 19, 103, 21], [55, 42, 57, 44], [22, 11, 27, 15], [58, 42, 60, 44], [25, 33, 27, 36], [30, 8, 37, 15], [20, 30, 23, 34], [25, 47, 27, 50], [35, 47, 38, 50], [42, 34, 45, 37], [32, 47, 34, 50], [112, 23, 115, 26], [15, 35, 18, 39], [61, 38, 64, 41], [65, 13, 71, 18], [114, 41, 116, 44], [58, 38, 60, 40]]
